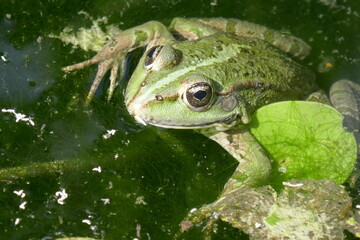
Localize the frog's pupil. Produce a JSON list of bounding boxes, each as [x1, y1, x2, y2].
[[147, 47, 157, 58], [194, 90, 207, 100]]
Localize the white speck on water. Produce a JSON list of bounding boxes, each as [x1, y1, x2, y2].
[[101, 198, 110, 205], [102, 129, 117, 139], [92, 166, 102, 172], [210, 0, 218, 6], [13, 190, 26, 198], [136, 223, 141, 239], [40, 124, 46, 131], [55, 189, 68, 205], [37, 36, 43, 44], [82, 219, 91, 225], [135, 196, 147, 205], [19, 201, 27, 210], [14, 218, 21, 226], [278, 167, 287, 173], [2, 109, 35, 126], [1, 55, 8, 62]]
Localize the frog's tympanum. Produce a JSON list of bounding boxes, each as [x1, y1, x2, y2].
[[62, 18, 360, 239]]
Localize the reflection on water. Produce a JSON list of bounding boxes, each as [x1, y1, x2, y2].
[[0, 18, 55, 104]]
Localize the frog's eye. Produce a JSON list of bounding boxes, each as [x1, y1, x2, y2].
[[144, 45, 181, 71], [144, 46, 164, 69], [183, 82, 214, 111]]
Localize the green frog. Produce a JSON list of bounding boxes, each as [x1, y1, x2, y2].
[[62, 17, 360, 236], [63, 17, 359, 187]]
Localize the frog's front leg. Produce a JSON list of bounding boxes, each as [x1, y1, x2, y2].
[[62, 21, 175, 104], [178, 123, 272, 236], [201, 126, 272, 192], [170, 17, 310, 59], [180, 126, 271, 237]]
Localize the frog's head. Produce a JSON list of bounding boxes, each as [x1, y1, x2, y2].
[[125, 39, 250, 130]]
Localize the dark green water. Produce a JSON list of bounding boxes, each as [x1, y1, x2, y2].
[[1, 0, 360, 239]]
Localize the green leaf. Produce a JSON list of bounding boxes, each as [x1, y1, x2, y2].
[[249, 101, 357, 186]]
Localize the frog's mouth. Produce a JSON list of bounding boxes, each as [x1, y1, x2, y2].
[[133, 113, 238, 130]]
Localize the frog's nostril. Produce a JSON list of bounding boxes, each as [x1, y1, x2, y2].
[[155, 95, 164, 101]]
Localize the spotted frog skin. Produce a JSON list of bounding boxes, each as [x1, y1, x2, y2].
[[62, 17, 360, 226]]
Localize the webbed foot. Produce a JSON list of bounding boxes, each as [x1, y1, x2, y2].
[[63, 48, 126, 105]]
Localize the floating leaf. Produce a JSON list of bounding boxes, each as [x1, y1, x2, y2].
[[249, 101, 357, 186]]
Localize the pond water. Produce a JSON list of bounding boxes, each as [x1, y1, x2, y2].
[[1, 0, 360, 239]]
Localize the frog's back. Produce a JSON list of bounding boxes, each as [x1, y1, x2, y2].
[[173, 33, 317, 110]]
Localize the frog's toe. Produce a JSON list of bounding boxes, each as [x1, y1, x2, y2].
[[63, 53, 125, 105], [62, 56, 102, 72], [107, 63, 119, 101], [107, 55, 125, 101], [84, 58, 116, 105]]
